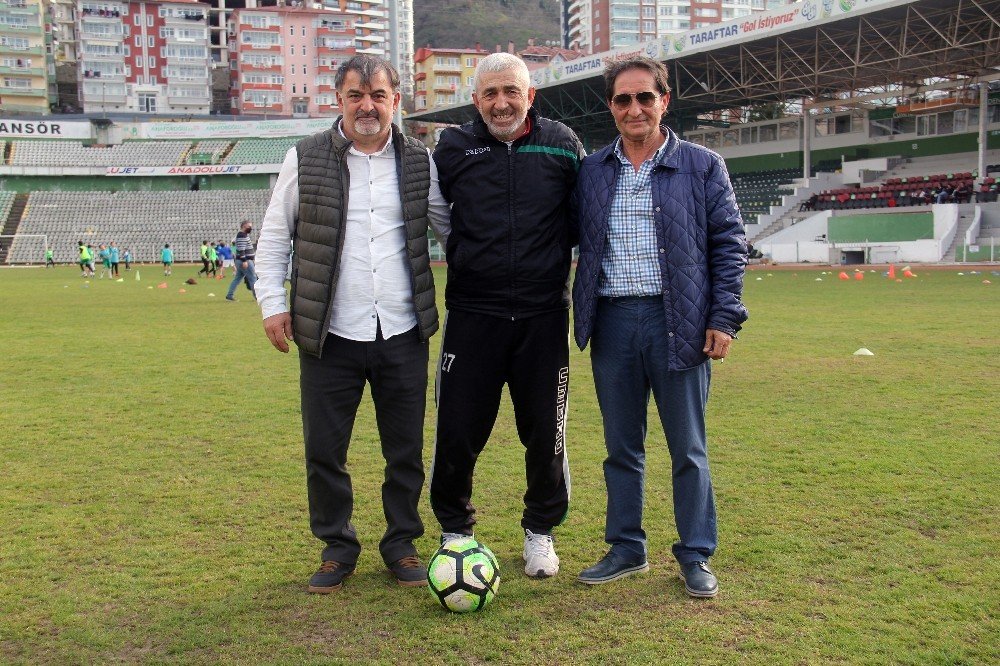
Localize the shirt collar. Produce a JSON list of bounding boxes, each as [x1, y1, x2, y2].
[[336, 119, 394, 157], [613, 131, 669, 168]]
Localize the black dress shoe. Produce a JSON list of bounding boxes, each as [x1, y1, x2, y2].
[[387, 555, 428, 587], [307, 560, 356, 594], [679, 561, 718, 598], [577, 550, 649, 585]]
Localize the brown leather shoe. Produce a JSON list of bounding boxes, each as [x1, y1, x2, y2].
[[388, 555, 428, 587], [307, 560, 355, 594]]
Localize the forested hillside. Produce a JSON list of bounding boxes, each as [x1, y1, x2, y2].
[[413, 0, 561, 51]]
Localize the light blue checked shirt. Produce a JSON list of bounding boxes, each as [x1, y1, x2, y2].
[[597, 135, 668, 297]]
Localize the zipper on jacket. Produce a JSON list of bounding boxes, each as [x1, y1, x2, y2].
[[507, 142, 515, 320]]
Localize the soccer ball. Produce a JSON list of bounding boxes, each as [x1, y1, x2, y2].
[[427, 537, 500, 612]]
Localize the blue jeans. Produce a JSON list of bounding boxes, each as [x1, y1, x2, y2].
[[590, 296, 716, 565], [226, 259, 257, 299]]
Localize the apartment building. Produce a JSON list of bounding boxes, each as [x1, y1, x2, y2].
[[562, 0, 766, 52], [0, 0, 53, 114], [76, 0, 211, 114], [412, 45, 486, 112], [228, 6, 346, 117]]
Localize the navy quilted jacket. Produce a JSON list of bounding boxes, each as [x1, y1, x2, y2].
[[572, 127, 748, 369]]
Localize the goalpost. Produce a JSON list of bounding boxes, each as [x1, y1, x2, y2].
[[0, 234, 49, 265]]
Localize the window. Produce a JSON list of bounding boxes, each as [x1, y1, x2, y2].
[[291, 64, 295, 74], [302, 26, 306, 36], [149, 57, 155, 68], [292, 84, 296, 93], [134, 15, 140, 26], [303, 84, 307, 93], [135, 36, 141, 47], [136, 56, 143, 68], [147, 14, 153, 27], [150, 76, 156, 85], [301, 45, 306, 55], [148, 36, 154, 47], [290, 26, 294, 35]]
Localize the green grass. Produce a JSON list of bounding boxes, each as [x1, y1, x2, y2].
[[1, 264, 998, 665]]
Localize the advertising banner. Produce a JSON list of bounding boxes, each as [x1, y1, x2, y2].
[[0, 119, 93, 140]]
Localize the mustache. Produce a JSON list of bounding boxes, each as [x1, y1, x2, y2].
[[356, 110, 380, 120]]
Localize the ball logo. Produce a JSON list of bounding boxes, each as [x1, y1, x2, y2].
[[801, 0, 818, 21], [673, 35, 687, 52], [839, 0, 855, 12], [821, 0, 834, 17], [645, 41, 659, 58]]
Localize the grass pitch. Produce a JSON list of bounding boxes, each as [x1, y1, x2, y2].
[[1, 264, 998, 665]]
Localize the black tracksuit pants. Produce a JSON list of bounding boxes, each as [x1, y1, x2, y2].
[[430, 309, 571, 535], [299, 326, 428, 565]]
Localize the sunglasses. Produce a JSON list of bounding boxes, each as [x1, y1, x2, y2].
[[610, 91, 662, 109]]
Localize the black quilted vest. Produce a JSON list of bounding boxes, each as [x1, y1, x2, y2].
[[291, 123, 437, 357]]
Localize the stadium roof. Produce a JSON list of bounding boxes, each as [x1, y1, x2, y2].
[[406, 0, 1000, 147]]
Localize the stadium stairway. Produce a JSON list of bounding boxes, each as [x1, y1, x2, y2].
[[0, 193, 28, 263], [941, 204, 981, 262]]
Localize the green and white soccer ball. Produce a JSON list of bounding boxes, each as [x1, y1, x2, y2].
[[427, 537, 500, 612]]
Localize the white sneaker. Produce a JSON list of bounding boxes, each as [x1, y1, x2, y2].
[[523, 529, 559, 578]]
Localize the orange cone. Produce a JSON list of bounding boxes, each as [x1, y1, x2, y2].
[[838, 271, 850, 280], [903, 269, 915, 278], [888, 264, 896, 279], [854, 272, 864, 280]]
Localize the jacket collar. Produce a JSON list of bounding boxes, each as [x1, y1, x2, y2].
[[600, 125, 681, 169], [471, 106, 540, 142]]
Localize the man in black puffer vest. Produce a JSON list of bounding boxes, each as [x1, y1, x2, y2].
[[254, 55, 451, 594], [429, 53, 586, 580]]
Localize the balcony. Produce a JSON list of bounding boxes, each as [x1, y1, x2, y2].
[[355, 33, 385, 43], [80, 50, 124, 61], [0, 85, 44, 96], [1, 1, 39, 15], [0, 64, 43, 76], [82, 70, 125, 81], [0, 23, 35, 34], [164, 13, 206, 25], [414, 71, 426, 81], [79, 7, 124, 18], [168, 94, 210, 106], [1, 44, 44, 55], [82, 91, 127, 104]]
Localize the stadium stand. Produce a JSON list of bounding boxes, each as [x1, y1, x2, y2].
[[8, 141, 189, 167], [730, 168, 800, 225], [186, 140, 233, 165], [9, 190, 271, 264], [0, 190, 15, 221], [224, 137, 302, 165]]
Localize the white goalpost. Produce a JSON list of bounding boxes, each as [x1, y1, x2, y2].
[[0, 234, 49, 265]]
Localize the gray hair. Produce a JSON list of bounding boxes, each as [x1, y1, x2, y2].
[[473, 52, 530, 92], [335, 54, 400, 91]]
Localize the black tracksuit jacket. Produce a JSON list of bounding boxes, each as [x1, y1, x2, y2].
[[432, 108, 586, 319]]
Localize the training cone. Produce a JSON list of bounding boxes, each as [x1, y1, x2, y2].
[[157, 282, 168, 289], [888, 264, 896, 279], [853, 348, 875, 356], [208, 293, 216, 297], [116, 278, 124, 282], [983, 280, 992, 285], [903, 269, 915, 278], [135, 271, 140, 281], [179, 288, 187, 293], [838, 271, 850, 280], [854, 272, 864, 281], [815, 277, 823, 281]]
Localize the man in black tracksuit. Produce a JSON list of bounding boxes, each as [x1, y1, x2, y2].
[[430, 53, 585, 578]]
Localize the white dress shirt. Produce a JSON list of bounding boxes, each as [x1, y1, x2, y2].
[[255, 127, 451, 342]]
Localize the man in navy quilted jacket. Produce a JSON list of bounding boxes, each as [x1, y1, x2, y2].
[[573, 57, 748, 597]]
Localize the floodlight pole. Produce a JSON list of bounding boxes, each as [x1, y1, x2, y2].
[[977, 82, 987, 182]]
